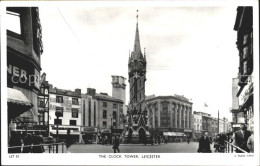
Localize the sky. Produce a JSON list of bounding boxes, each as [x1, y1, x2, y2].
[[39, 5, 239, 121]]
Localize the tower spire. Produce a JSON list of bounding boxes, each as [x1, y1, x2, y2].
[[134, 9, 141, 53]]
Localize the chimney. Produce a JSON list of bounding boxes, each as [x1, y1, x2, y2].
[[75, 89, 81, 96], [87, 88, 96, 96]]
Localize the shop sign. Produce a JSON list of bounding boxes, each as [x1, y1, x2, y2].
[[184, 129, 192, 132], [16, 125, 47, 131], [81, 127, 97, 133], [158, 128, 184, 132], [51, 125, 79, 132], [7, 64, 40, 90]]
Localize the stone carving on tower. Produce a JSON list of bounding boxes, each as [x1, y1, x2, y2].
[[124, 10, 150, 144]]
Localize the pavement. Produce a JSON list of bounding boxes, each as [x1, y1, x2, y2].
[[66, 142, 214, 153]]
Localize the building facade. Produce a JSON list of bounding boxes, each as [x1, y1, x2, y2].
[[48, 85, 82, 142], [95, 92, 124, 141], [80, 88, 98, 143], [146, 95, 193, 138], [7, 7, 44, 140], [231, 7, 254, 132], [193, 113, 202, 138]]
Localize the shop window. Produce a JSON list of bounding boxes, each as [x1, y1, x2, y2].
[[72, 108, 78, 118], [70, 120, 77, 126], [103, 121, 107, 128], [56, 96, 63, 103], [72, 98, 79, 105], [103, 110, 107, 119]]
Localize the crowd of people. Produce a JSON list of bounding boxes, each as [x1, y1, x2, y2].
[[8, 129, 73, 153], [8, 131, 45, 153], [197, 124, 254, 153]]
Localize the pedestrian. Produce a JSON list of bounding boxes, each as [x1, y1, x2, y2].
[[233, 124, 251, 153], [165, 136, 168, 144], [158, 136, 161, 145], [187, 137, 190, 144], [113, 135, 120, 153], [32, 132, 44, 153], [150, 136, 154, 145], [144, 136, 147, 145], [197, 132, 211, 153], [218, 133, 227, 153], [66, 129, 73, 149], [214, 135, 220, 152], [247, 130, 254, 153], [23, 133, 33, 153], [8, 131, 22, 153]]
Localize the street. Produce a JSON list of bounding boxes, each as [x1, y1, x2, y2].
[[67, 142, 215, 153]]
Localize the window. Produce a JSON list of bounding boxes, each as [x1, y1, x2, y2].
[[38, 98, 45, 107], [103, 102, 107, 107], [54, 119, 62, 125], [56, 96, 63, 103], [113, 103, 117, 109], [40, 87, 45, 94], [103, 110, 107, 119], [56, 107, 64, 117], [71, 108, 78, 118], [72, 98, 79, 105], [70, 120, 77, 126], [6, 10, 21, 35], [113, 111, 116, 119], [113, 122, 116, 128], [103, 121, 107, 128]]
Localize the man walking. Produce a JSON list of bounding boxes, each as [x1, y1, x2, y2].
[[113, 135, 120, 153], [234, 124, 251, 153], [197, 132, 211, 153]]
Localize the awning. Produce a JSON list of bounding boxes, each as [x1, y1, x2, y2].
[[176, 132, 186, 136], [7, 88, 33, 122], [163, 132, 178, 136]]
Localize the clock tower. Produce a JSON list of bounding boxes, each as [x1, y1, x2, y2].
[[124, 10, 149, 144]]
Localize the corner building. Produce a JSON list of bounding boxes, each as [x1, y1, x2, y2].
[[146, 95, 193, 138]]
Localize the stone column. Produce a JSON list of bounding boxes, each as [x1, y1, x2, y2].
[[178, 104, 182, 128], [183, 106, 186, 129], [186, 107, 189, 129], [157, 101, 161, 128], [189, 107, 192, 130], [169, 103, 173, 127], [152, 105, 155, 128], [174, 103, 178, 128]]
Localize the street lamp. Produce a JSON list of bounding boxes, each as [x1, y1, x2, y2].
[[55, 110, 62, 140]]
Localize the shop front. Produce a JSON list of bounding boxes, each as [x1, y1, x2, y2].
[[80, 127, 98, 144], [184, 129, 193, 138], [49, 125, 80, 143], [100, 129, 112, 144], [158, 128, 186, 142]]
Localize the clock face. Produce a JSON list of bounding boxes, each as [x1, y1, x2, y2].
[[137, 62, 143, 69]]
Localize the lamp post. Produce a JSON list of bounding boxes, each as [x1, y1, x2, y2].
[[55, 109, 62, 152]]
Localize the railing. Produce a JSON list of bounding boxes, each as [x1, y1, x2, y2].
[[8, 142, 65, 153], [225, 141, 248, 153]]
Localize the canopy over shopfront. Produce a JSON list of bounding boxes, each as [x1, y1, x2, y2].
[[7, 88, 33, 122], [163, 132, 186, 136]]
